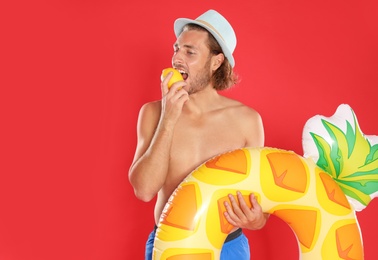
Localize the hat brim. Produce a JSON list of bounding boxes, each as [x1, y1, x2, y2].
[[174, 18, 235, 68]]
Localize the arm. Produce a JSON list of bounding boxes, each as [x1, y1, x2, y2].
[[224, 192, 269, 230], [224, 109, 270, 230], [128, 74, 188, 202]]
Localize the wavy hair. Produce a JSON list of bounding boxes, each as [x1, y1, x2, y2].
[[182, 24, 239, 90]]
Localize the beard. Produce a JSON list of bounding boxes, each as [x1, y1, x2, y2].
[[187, 58, 212, 95]]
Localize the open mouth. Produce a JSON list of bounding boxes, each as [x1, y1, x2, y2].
[[177, 69, 188, 80]]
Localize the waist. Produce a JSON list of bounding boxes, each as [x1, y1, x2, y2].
[[153, 226, 242, 243], [225, 228, 243, 242]]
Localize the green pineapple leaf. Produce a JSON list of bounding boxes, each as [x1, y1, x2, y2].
[[310, 108, 378, 209]]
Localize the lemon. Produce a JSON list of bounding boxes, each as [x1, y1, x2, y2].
[[161, 68, 184, 89]]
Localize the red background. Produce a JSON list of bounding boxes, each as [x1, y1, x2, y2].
[[1, 0, 377, 259]]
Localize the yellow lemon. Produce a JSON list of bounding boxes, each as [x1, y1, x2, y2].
[[161, 68, 184, 89]]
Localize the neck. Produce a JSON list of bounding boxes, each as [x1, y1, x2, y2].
[[183, 85, 220, 114]]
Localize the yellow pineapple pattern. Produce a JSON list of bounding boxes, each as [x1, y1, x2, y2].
[[153, 104, 377, 260]]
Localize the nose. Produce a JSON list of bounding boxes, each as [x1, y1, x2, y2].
[[172, 50, 184, 66]]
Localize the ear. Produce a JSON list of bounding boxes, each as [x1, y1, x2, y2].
[[211, 53, 224, 71]]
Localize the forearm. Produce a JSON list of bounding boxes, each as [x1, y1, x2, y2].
[[129, 123, 173, 202]]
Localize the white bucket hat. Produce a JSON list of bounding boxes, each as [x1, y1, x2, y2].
[[174, 9, 237, 68]]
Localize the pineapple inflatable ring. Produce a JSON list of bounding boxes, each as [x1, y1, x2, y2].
[[153, 104, 378, 260]]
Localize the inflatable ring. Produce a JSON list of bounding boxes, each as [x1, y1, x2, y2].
[[153, 104, 378, 259]]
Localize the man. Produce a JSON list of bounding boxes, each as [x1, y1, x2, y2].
[[129, 9, 268, 259]]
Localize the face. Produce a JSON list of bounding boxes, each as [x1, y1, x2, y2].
[[172, 29, 213, 95]]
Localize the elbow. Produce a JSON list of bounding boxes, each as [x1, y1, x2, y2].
[[128, 167, 157, 202], [133, 188, 155, 202], [129, 176, 156, 202]]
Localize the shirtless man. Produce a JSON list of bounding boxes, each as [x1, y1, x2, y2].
[[129, 9, 268, 260]]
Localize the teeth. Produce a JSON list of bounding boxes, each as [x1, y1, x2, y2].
[[175, 68, 187, 79]]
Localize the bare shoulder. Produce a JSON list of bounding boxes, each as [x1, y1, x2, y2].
[[137, 100, 161, 136], [139, 100, 161, 116], [137, 100, 161, 126], [218, 96, 264, 147], [219, 96, 261, 120]]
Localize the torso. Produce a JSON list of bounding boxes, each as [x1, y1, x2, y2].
[[152, 94, 263, 225]]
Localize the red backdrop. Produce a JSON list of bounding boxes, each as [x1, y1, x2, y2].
[[1, 1, 377, 259]]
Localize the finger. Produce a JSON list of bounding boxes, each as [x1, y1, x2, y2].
[[161, 71, 173, 95], [237, 191, 251, 213], [223, 201, 238, 226], [169, 80, 187, 93], [224, 198, 239, 219], [228, 193, 246, 220], [174, 91, 189, 108], [223, 210, 237, 226], [249, 193, 262, 211], [168, 88, 189, 104], [223, 199, 235, 216]]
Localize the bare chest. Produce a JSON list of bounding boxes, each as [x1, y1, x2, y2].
[[169, 117, 246, 178]]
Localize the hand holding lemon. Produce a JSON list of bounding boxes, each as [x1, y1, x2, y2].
[[161, 68, 184, 89]]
